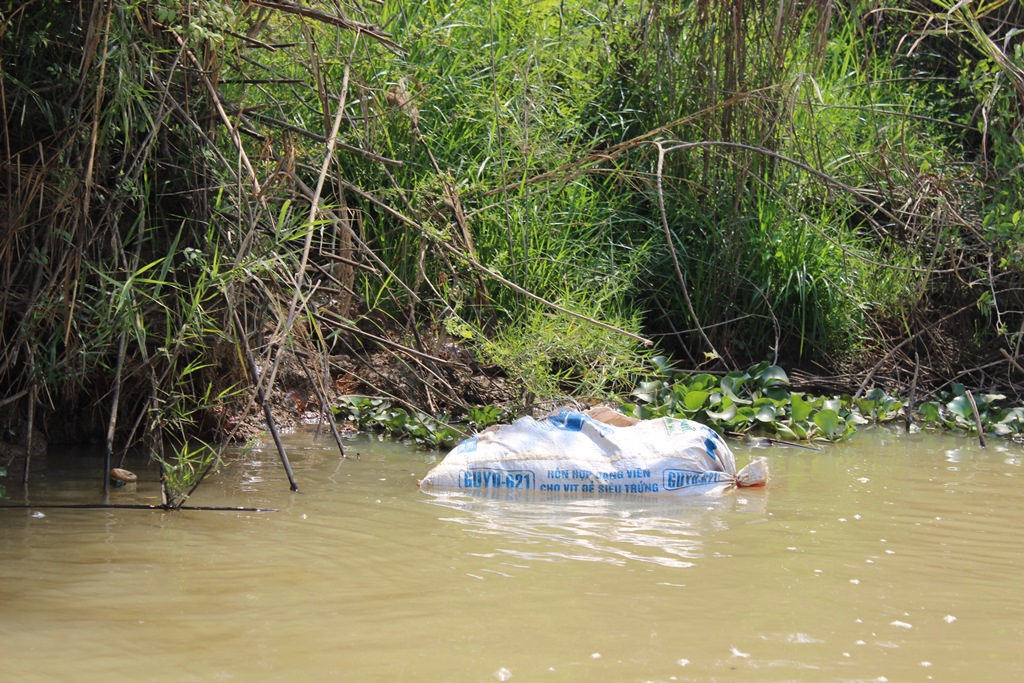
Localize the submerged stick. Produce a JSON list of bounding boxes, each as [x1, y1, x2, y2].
[[293, 351, 346, 459], [0, 504, 278, 512], [231, 308, 299, 492], [262, 402, 298, 491], [22, 382, 36, 486], [104, 332, 127, 495], [906, 351, 920, 433], [965, 390, 987, 449]]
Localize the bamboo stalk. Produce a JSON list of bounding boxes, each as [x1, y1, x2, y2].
[[262, 403, 297, 491]]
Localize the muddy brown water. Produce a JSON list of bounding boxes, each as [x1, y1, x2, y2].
[[2, 426, 1023, 682]]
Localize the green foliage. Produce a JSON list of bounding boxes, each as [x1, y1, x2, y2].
[[466, 404, 511, 431], [624, 358, 1024, 443], [622, 357, 879, 442], [155, 441, 220, 509], [917, 383, 1024, 437], [333, 396, 465, 449], [481, 302, 649, 400]]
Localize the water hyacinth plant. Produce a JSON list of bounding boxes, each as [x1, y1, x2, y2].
[[622, 358, 1024, 443]]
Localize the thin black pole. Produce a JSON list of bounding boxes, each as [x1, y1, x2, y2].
[[294, 350, 346, 458], [231, 309, 299, 492]]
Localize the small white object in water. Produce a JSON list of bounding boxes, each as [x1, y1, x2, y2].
[[730, 646, 750, 658], [676, 659, 690, 667], [944, 614, 957, 623], [890, 620, 913, 629], [495, 667, 512, 681], [30, 511, 45, 518], [590, 653, 601, 659]]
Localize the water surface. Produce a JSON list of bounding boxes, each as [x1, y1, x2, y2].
[[2, 427, 1023, 682]]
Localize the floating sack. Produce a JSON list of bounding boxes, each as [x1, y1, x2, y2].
[[420, 408, 768, 496]]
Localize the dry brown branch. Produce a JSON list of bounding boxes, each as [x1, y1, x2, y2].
[[248, 0, 406, 54], [1001, 347, 1024, 375], [854, 301, 977, 399], [653, 140, 723, 366], [237, 110, 404, 166]]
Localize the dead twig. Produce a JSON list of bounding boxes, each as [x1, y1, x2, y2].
[[248, 0, 406, 54], [653, 140, 723, 366]]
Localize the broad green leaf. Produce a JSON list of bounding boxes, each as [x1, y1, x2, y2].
[[632, 380, 665, 403], [775, 423, 797, 439], [721, 373, 752, 404], [1000, 407, 1024, 424], [976, 393, 1006, 409], [682, 390, 711, 412], [634, 404, 656, 420], [946, 395, 973, 420], [918, 402, 941, 421], [650, 355, 672, 376], [813, 409, 843, 439], [791, 393, 814, 422], [747, 361, 770, 376], [706, 402, 737, 422], [734, 406, 756, 422], [688, 373, 719, 392], [865, 387, 886, 401], [855, 398, 876, 416], [756, 364, 790, 387]]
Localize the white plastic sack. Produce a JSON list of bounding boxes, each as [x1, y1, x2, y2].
[[420, 408, 768, 496]]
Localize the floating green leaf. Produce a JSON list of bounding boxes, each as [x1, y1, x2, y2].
[[791, 393, 814, 422], [682, 390, 710, 412], [756, 365, 790, 387], [755, 403, 777, 422], [813, 409, 843, 440], [720, 373, 753, 404]]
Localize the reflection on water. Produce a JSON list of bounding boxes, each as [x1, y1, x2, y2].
[[424, 490, 766, 568], [2, 426, 1024, 682]]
